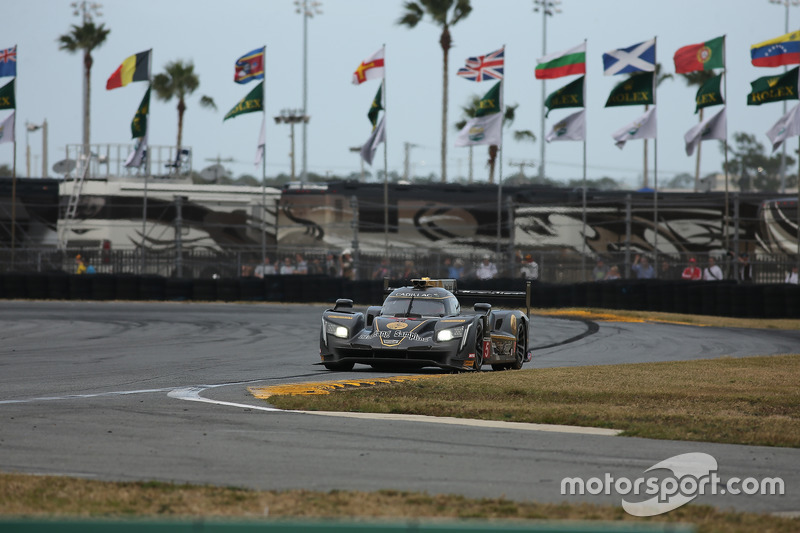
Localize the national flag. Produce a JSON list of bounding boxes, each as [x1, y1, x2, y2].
[[751, 31, 800, 67], [747, 67, 799, 106], [545, 76, 584, 116], [255, 115, 266, 166], [360, 114, 386, 165], [603, 39, 655, 76], [0, 111, 14, 145], [535, 42, 586, 80], [224, 81, 263, 121], [684, 107, 726, 156], [766, 102, 800, 151], [454, 112, 503, 147], [352, 48, 385, 85], [234, 47, 265, 84], [368, 81, 383, 128], [0, 46, 17, 78], [545, 109, 586, 143], [130, 86, 150, 139], [605, 72, 654, 107], [107, 50, 150, 90], [695, 73, 724, 113], [674, 36, 724, 73], [0, 79, 15, 110], [457, 47, 504, 82], [124, 127, 147, 168], [612, 107, 657, 149]]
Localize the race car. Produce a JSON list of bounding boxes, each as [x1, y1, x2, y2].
[[319, 278, 532, 372]]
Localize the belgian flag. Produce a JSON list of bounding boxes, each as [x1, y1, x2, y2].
[[106, 50, 150, 90]]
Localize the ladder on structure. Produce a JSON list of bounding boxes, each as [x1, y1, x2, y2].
[[58, 156, 91, 251]]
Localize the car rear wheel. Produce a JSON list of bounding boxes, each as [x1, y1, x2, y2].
[[473, 322, 484, 372], [324, 361, 355, 371], [510, 322, 527, 370]]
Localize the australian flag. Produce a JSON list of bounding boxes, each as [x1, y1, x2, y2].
[[0, 46, 17, 78], [457, 47, 504, 82], [603, 40, 655, 76], [234, 47, 264, 84]]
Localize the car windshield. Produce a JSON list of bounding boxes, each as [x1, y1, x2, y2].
[[381, 297, 446, 318]]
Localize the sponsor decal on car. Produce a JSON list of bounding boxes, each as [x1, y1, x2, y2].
[[386, 321, 409, 330]]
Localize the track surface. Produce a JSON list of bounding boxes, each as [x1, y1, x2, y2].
[[1, 301, 798, 514]]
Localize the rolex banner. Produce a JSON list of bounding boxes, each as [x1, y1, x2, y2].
[[605, 72, 654, 107], [0, 79, 15, 110], [747, 67, 799, 106], [131, 86, 150, 139], [224, 81, 263, 121], [695, 74, 724, 113], [545, 76, 584, 117]]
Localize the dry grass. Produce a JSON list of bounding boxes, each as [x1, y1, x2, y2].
[[269, 355, 800, 447], [0, 473, 798, 533], [535, 308, 800, 330]]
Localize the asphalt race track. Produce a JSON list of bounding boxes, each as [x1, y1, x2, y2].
[[1, 300, 799, 515]]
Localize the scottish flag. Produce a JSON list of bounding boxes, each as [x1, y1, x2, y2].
[[603, 40, 655, 76]]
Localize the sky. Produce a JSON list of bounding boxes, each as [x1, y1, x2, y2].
[[0, 0, 796, 188]]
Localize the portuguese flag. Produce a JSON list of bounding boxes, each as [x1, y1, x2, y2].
[[674, 36, 724, 74], [535, 42, 586, 80], [106, 50, 151, 90]]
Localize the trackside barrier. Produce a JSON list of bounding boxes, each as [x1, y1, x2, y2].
[[0, 519, 696, 533], [0, 274, 798, 318]]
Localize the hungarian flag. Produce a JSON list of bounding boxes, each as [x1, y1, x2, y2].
[[747, 67, 799, 106], [352, 48, 385, 85], [605, 72, 654, 107], [0, 79, 15, 110], [695, 74, 724, 113], [234, 47, 265, 84], [684, 107, 726, 156], [107, 50, 150, 90], [224, 81, 263, 121], [545, 76, 584, 116], [131, 86, 150, 139], [674, 36, 724, 73], [545, 109, 585, 143], [536, 42, 585, 79], [751, 31, 800, 67]]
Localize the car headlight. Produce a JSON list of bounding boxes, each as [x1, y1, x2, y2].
[[325, 322, 350, 339], [437, 326, 464, 342]]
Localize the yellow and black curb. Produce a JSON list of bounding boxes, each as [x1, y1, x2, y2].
[[249, 375, 442, 399]]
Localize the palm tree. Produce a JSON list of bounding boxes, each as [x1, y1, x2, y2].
[[152, 60, 216, 169], [397, 0, 472, 183], [680, 70, 717, 192], [58, 21, 110, 154]]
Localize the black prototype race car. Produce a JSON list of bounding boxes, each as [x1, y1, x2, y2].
[[319, 278, 533, 372]]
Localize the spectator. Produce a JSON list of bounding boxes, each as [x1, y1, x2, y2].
[[372, 257, 392, 280], [475, 255, 497, 280], [294, 253, 308, 275], [241, 264, 254, 277], [309, 257, 324, 275], [604, 265, 621, 280], [341, 253, 354, 280], [520, 254, 539, 280], [592, 259, 608, 281], [75, 254, 87, 275], [658, 258, 675, 280], [400, 260, 418, 280], [325, 253, 340, 277], [254, 257, 276, 278], [703, 256, 723, 281], [632, 254, 654, 279], [736, 253, 753, 283], [280, 257, 295, 275], [786, 265, 798, 284], [448, 258, 465, 279], [681, 257, 702, 281]]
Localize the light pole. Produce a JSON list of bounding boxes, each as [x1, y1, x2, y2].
[[294, 0, 322, 185], [769, 0, 799, 193], [274, 109, 309, 181], [533, 0, 561, 181]]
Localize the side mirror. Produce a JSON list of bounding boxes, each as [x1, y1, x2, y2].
[[474, 302, 491, 314], [334, 298, 354, 311]]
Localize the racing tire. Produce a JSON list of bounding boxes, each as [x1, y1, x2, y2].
[[473, 322, 484, 372], [324, 361, 355, 371], [510, 323, 527, 370]]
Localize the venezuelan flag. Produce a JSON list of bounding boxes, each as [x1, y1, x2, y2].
[[106, 50, 150, 90], [751, 31, 800, 67]]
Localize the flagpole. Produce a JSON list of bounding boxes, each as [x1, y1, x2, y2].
[[382, 46, 389, 261], [581, 41, 588, 282], [141, 48, 153, 274], [723, 36, 730, 254], [495, 54, 505, 262], [652, 36, 659, 274], [261, 45, 268, 269], [11, 111, 16, 270]]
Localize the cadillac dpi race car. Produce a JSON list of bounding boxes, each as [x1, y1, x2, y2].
[[319, 278, 532, 372]]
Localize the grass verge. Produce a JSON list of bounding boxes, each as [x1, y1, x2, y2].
[[534, 308, 800, 330], [0, 473, 797, 533], [268, 354, 800, 448]]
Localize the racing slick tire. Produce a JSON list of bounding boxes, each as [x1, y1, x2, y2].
[[324, 361, 355, 371], [473, 322, 484, 372], [510, 322, 527, 370]]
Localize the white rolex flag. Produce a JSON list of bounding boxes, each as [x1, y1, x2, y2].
[[684, 107, 726, 156], [546, 109, 586, 143], [766, 102, 800, 152], [360, 114, 386, 165], [612, 106, 656, 149], [124, 125, 147, 168], [0, 112, 14, 145], [454, 112, 503, 147]]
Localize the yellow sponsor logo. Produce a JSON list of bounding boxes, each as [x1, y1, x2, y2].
[[386, 321, 409, 330]]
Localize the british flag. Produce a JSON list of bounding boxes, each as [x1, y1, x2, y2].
[[0, 46, 17, 78], [457, 47, 504, 82]]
